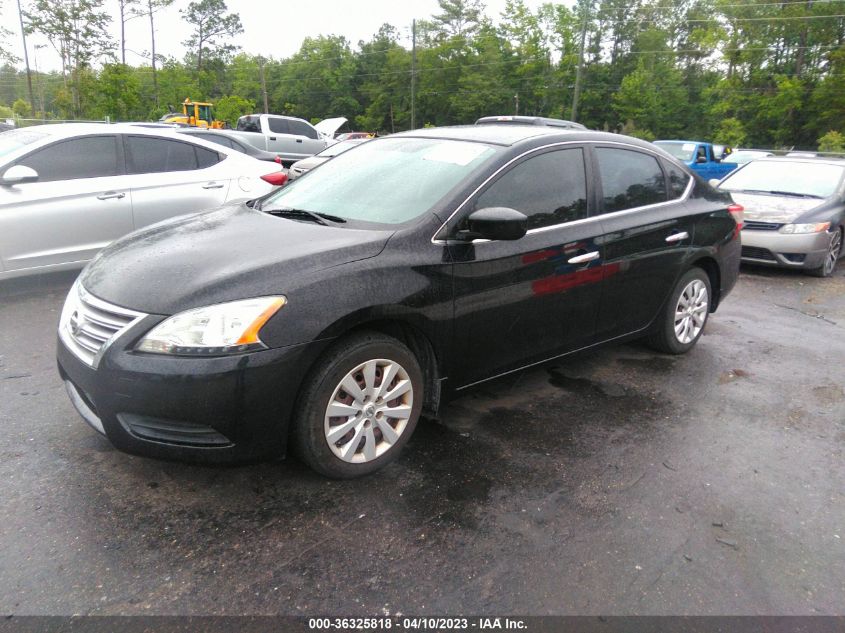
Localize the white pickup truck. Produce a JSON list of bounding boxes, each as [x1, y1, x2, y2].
[[235, 114, 347, 164]]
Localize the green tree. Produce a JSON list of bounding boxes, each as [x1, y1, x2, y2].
[[90, 63, 142, 120], [714, 117, 746, 147], [181, 0, 243, 73], [12, 98, 32, 117], [213, 94, 253, 126], [817, 130, 845, 153], [24, 0, 114, 116]]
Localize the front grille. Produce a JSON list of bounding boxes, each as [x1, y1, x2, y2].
[[743, 220, 783, 231], [118, 413, 233, 448], [741, 246, 777, 262], [60, 283, 146, 368]]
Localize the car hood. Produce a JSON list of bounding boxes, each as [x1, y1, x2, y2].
[[729, 192, 823, 223], [81, 203, 392, 315], [291, 156, 327, 171], [314, 117, 347, 139]]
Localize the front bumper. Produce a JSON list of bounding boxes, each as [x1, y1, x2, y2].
[[740, 228, 832, 269], [57, 332, 328, 464]]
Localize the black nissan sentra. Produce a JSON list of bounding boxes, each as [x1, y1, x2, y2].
[[57, 126, 742, 478]]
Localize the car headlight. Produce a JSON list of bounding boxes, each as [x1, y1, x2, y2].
[[779, 222, 830, 234], [136, 297, 286, 356]]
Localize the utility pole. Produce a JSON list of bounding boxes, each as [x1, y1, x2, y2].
[[514, 93, 519, 116], [570, 0, 590, 122], [411, 18, 416, 130], [259, 57, 269, 113], [16, 0, 35, 111]]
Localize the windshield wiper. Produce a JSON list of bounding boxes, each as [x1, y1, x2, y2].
[[263, 206, 347, 225], [732, 188, 823, 199]]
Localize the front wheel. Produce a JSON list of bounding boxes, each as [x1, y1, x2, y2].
[[292, 332, 423, 478], [647, 267, 712, 355], [806, 226, 842, 278]]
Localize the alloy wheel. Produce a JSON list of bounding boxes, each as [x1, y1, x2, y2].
[[674, 279, 708, 344], [324, 358, 414, 463], [823, 228, 842, 276]]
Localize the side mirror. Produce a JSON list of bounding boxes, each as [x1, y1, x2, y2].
[[458, 207, 528, 241], [708, 178, 721, 188], [696, 156, 708, 164], [0, 165, 39, 186]]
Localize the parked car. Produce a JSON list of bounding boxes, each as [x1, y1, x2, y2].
[[235, 114, 347, 163], [715, 156, 844, 277], [57, 126, 741, 478], [0, 122, 15, 133], [722, 150, 773, 166], [0, 123, 285, 280], [653, 140, 737, 181], [475, 115, 587, 130], [176, 128, 284, 163], [335, 132, 374, 141], [288, 138, 369, 179]]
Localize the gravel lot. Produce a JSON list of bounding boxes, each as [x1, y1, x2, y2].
[[1, 265, 843, 615]]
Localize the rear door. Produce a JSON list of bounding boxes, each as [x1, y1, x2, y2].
[[122, 135, 230, 228], [286, 119, 328, 158], [592, 145, 695, 339], [0, 134, 133, 272], [448, 145, 607, 385]]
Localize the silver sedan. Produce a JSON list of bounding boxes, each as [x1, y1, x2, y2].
[[0, 124, 283, 280]]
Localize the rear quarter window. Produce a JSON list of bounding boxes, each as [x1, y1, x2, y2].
[[125, 136, 221, 174]]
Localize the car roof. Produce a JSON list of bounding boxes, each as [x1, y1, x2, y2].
[[753, 155, 845, 167], [393, 124, 661, 151], [475, 115, 587, 130], [654, 140, 703, 145]]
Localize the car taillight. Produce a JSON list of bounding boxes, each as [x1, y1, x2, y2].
[[728, 203, 744, 226], [728, 203, 744, 238], [274, 156, 282, 164], [261, 172, 288, 186]]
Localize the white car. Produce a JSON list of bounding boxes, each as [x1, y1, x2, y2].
[[0, 123, 284, 280]]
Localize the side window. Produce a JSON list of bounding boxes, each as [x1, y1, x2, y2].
[[473, 148, 588, 230], [126, 136, 200, 174], [17, 136, 119, 182], [288, 120, 318, 140], [595, 147, 667, 213], [663, 159, 691, 199], [196, 145, 223, 168], [196, 134, 233, 150], [237, 117, 261, 133], [267, 118, 289, 134]]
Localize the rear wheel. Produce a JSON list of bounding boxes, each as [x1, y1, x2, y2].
[[647, 267, 711, 355], [807, 226, 842, 278], [292, 332, 423, 478]]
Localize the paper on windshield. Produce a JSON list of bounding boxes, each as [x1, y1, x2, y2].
[[422, 141, 488, 166]]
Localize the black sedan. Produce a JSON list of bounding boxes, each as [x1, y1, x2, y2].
[[57, 126, 741, 478]]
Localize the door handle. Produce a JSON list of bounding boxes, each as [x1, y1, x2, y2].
[[567, 251, 600, 264], [296, 139, 303, 143], [269, 136, 276, 141], [97, 192, 125, 200], [202, 182, 225, 189], [665, 231, 689, 243]]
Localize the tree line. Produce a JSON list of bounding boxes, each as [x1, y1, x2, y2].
[[1, 0, 845, 150]]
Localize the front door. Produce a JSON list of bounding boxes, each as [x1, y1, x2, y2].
[[445, 146, 607, 386]]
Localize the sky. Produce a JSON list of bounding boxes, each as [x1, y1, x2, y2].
[[6, 0, 555, 73]]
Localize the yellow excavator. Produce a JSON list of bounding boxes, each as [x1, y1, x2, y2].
[[159, 98, 228, 129]]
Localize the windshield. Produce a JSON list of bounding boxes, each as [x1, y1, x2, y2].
[[264, 137, 497, 225], [654, 142, 696, 162], [0, 129, 47, 159], [720, 160, 844, 198]]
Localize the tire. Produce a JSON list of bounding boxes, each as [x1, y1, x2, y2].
[[646, 267, 712, 355], [806, 226, 843, 278], [292, 331, 423, 478]]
